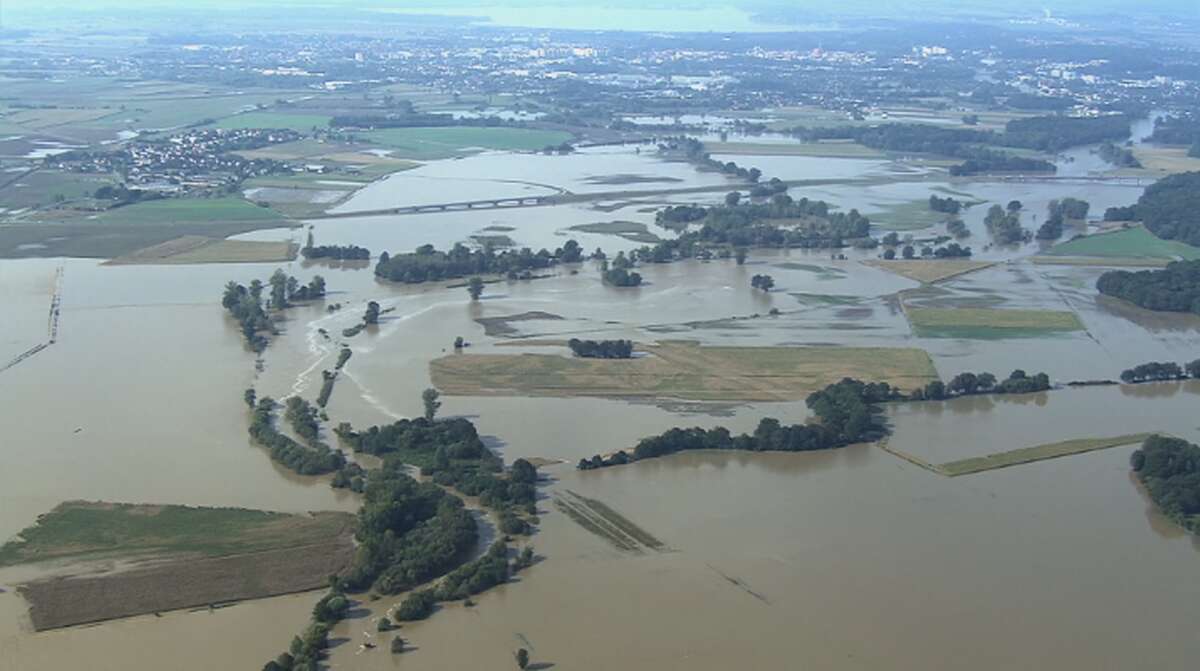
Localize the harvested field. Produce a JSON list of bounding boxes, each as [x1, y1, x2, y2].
[[937, 434, 1154, 477], [21, 541, 354, 630], [863, 259, 995, 284], [431, 341, 938, 401], [474, 311, 564, 337], [904, 306, 1083, 339], [1, 502, 356, 630], [107, 235, 297, 264]]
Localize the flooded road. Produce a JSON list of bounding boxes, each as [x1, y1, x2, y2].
[[3, 141, 1199, 670]]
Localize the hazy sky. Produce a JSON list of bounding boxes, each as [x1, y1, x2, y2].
[[2, 0, 1195, 26]]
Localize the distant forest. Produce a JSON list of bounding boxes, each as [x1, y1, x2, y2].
[[1103, 172, 1200, 246]]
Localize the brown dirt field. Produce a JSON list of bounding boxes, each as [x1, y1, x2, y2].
[[862, 259, 996, 284], [430, 341, 938, 402], [20, 534, 355, 630]]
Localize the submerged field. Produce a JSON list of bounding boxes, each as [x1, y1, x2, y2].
[[364, 126, 574, 159], [1, 502, 355, 630], [107, 236, 298, 265], [904, 306, 1084, 338], [430, 341, 939, 401]]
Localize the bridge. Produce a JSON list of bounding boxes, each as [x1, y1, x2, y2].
[[994, 174, 1149, 186], [312, 195, 555, 220]]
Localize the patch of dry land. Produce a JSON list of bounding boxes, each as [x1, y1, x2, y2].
[[862, 259, 995, 284], [430, 341, 938, 402], [107, 235, 297, 264], [0, 502, 355, 630]]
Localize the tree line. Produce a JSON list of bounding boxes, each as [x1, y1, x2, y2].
[[1037, 198, 1090, 240], [578, 378, 901, 470], [1119, 360, 1200, 384], [374, 241, 583, 284], [247, 396, 345, 475], [567, 338, 634, 359], [909, 369, 1051, 400], [1096, 259, 1200, 314]]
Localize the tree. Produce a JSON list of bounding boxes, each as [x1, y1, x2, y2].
[[724, 191, 741, 207], [364, 301, 380, 325], [269, 269, 289, 309], [422, 388, 441, 421], [516, 648, 530, 670], [902, 245, 915, 259], [468, 276, 485, 300], [882, 248, 896, 260], [244, 388, 257, 408], [750, 274, 775, 291], [734, 247, 747, 265], [391, 637, 405, 654], [377, 617, 393, 632], [510, 458, 537, 484], [1007, 200, 1023, 213], [747, 167, 762, 183], [454, 336, 465, 349]]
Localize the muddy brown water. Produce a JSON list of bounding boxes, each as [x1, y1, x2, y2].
[[2, 150, 1199, 669]]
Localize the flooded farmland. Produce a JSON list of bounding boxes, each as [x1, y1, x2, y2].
[[3, 138, 1200, 671]]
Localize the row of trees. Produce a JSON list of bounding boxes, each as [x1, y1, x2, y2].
[[301, 243, 370, 261], [909, 369, 1051, 401], [1096, 260, 1200, 314], [567, 338, 634, 359], [1119, 360, 1200, 384], [374, 241, 583, 284], [882, 243, 972, 260], [247, 396, 345, 475], [579, 378, 902, 470], [1036, 198, 1090, 240], [1098, 142, 1141, 168]]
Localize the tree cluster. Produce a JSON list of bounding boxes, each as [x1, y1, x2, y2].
[[1097, 260, 1200, 314], [567, 338, 633, 359], [375, 241, 580, 284], [984, 204, 1030, 244], [301, 244, 370, 261], [928, 195, 962, 214], [1130, 435, 1200, 533], [1102, 172, 1200, 246], [750, 274, 775, 291]]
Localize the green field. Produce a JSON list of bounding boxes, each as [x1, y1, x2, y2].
[[364, 126, 574, 159], [95, 197, 286, 225], [937, 434, 1154, 476], [0, 501, 352, 566], [905, 306, 1083, 339], [1044, 226, 1200, 261], [214, 112, 333, 132]]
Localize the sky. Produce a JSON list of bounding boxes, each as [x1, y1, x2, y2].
[[1, 1, 1195, 27]]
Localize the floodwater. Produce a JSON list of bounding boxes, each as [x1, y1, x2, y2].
[[3, 140, 1200, 670]]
